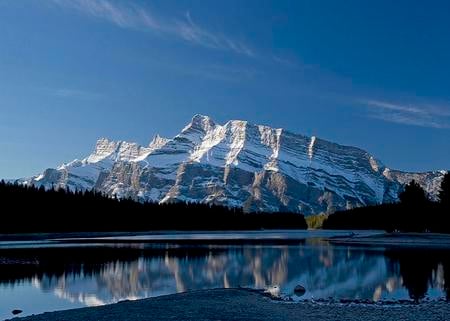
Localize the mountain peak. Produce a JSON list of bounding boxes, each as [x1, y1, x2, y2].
[[20, 115, 446, 215], [91, 138, 118, 158], [183, 114, 216, 133], [149, 134, 170, 149], [95, 137, 112, 147], [192, 114, 212, 122]]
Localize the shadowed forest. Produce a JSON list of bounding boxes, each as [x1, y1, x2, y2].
[[1, 172, 448, 233], [0, 180, 307, 233], [323, 172, 450, 232]]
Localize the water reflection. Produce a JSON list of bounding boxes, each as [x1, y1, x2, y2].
[[385, 248, 450, 302], [0, 242, 449, 318]]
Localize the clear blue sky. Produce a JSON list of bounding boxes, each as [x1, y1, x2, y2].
[[1, 0, 449, 178]]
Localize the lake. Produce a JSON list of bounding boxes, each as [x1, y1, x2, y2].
[[0, 230, 449, 320]]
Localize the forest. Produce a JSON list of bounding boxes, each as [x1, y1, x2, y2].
[[0, 180, 307, 233], [1, 172, 448, 233], [323, 172, 450, 232]]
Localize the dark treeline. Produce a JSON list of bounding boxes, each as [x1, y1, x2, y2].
[[323, 172, 450, 232], [0, 181, 307, 233]]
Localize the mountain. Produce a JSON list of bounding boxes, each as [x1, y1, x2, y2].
[[18, 114, 446, 215]]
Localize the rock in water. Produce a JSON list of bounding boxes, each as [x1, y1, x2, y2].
[[265, 285, 280, 297], [12, 309, 23, 315], [294, 285, 306, 296]]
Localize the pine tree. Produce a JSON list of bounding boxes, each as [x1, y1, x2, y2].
[[399, 180, 428, 206], [398, 180, 429, 232], [438, 172, 450, 207]]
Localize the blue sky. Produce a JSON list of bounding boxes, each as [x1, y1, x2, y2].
[[1, 0, 449, 178]]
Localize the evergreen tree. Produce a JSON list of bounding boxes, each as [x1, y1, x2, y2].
[[398, 180, 428, 231], [399, 180, 428, 206], [438, 172, 450, 207]]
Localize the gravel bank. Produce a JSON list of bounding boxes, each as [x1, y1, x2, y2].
[[10, 288, 450, 321]]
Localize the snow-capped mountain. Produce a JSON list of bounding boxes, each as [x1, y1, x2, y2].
[[19, 115, 446, 215]]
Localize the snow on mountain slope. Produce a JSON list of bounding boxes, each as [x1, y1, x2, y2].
[[18, 115, 447, 215]]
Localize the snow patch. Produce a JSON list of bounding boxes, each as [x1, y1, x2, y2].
[[308, 136, 316, 160]]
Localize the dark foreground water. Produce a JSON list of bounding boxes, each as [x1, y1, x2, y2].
[[0, 231, 449, 319]]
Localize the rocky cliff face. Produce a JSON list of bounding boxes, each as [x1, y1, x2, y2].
[[19, 114, 446, 215]]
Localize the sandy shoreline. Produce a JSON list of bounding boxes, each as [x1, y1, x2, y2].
[[9, 288, 449, 321]]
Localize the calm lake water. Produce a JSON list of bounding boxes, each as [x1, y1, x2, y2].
[[0, 230, 449, 320]]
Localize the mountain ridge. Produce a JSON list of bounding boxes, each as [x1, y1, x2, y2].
[[17, 114, 446, 215]]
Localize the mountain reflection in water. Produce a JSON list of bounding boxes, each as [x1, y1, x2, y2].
[[0, 241, 449, 315]]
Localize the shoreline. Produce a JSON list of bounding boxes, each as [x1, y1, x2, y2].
[[0, 230, 374, 244], [9, 288, 450, 321], [3, 230, 450, 249], [328, 232, 450, 249]]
